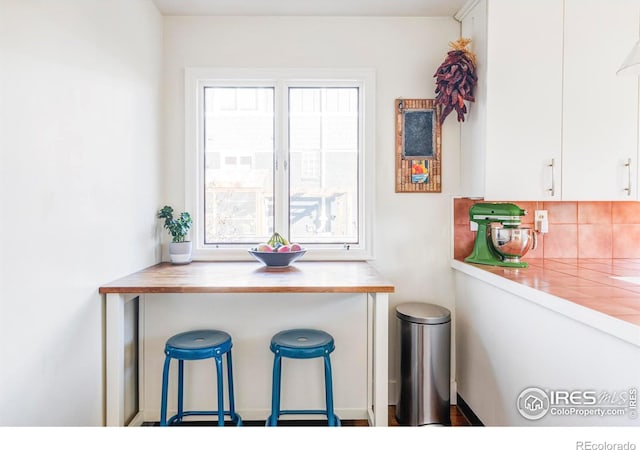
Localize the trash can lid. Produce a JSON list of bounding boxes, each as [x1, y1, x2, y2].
[[396, 302, 451, 325]]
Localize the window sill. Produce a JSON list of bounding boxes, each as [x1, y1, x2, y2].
[[190, 247, 373, 262]]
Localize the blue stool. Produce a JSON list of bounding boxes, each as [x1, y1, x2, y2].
[[160, 329, 242, 426], [266, 329, 340, 426]]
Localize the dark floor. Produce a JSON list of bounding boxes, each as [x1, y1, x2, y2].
[[343, 405, 471, 427], [143, 405, 473, 427]]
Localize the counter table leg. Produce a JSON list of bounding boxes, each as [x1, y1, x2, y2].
[[368, 292, 389, 426], [105, 292, 137, 426]]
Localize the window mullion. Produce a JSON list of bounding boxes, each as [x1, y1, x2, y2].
[[274, 80, 290, 239]]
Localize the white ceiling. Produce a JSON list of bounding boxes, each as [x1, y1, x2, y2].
[[151, 0, 468, 17]]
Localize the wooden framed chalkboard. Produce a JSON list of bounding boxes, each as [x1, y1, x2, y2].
[[395, 99, 441, 193]]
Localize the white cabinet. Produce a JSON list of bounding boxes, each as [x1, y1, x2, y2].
[[562, 0, 639, 200], [460, 0, 563, 200], [459, 0, 640, 201], [484, 0, 565, 201], [453, 265, 640, 426], [458, 0, 487, 198]]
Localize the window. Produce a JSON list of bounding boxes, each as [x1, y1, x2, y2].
[[185, 68, 375, 260]]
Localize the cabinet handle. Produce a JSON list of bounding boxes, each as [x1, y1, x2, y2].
[[547, 159, 555, 197], [624, 158, 632, 196]]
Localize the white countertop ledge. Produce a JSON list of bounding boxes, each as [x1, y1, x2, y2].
[[451, 259, 640, 348]]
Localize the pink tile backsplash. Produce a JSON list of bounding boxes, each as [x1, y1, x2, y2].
[[578, 202, 612, 224], [453, 199, 640, 260], [578, 224, 612, 258], [612, 202, 640, 224], [544, 201, 577, 224], [453, 197, 477, 225], [516, 201, 539, 225], [454, 224, 476, 261], [544, 224, 578, 258], [612, 224, 640, 258]]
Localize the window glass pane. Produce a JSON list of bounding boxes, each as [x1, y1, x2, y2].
[[288, 87, 359, 244], [203, 87, 274, 244]]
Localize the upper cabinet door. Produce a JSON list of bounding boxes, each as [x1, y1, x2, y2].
[[562, 0, 639, 201], [459, 0, 488, 198], [484, 0, 564, 201]]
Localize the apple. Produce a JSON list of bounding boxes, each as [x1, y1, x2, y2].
[[290, 243, 302, 252], [277, 245, 291, 253], [257, 243, 273, 252]]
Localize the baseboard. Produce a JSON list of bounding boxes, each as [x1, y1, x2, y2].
[[451, 380, 457, 404], [456, 394, 484, 426]]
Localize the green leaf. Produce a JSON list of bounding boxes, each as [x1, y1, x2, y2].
[[157, 205, 192, 242]]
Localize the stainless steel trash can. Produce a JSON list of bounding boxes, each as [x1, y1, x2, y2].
[[396, 302, 451, 426]]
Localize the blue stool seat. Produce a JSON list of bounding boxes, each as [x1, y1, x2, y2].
[[160, 329, 242, 426], [267, 329, 340, 426]]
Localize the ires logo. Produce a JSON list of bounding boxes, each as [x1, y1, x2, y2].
[[550, 390, 597, 405], [517, 387, 638, 421]]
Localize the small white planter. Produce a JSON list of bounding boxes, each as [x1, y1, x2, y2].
[[168, 241, 192, 265]]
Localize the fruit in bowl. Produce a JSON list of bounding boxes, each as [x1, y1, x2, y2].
[[249, 232, 306, 267], [257, 243, 273, 252]]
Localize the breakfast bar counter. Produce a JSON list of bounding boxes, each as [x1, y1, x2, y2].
[[100, 261, 395, 426], [100, 261, 396, 295]]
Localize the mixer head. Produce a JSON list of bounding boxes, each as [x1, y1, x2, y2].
[[468, 202, 527, 227]]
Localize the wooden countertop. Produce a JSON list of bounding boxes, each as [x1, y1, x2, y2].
[[99, 261, 395, 294]]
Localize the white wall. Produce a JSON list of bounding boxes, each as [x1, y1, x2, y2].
[[162, 16, 461, 402], [0, 0, 163, 425], [143, 293, 370, 421]]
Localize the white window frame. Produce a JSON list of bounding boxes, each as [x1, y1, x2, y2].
[[185, 67, 376, 261]]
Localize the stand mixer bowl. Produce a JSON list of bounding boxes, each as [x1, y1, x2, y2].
[[490, 227, 536, 263]]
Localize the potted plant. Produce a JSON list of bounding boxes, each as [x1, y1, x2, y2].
[[157, 205, 193, 264]]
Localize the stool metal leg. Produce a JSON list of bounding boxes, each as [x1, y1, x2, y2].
[[323, 354, 339, 426], [267, 353, 282, 426], [226, 351, 240, 424], [177, 359, 184, 423], [160, 355, 171, 426], [214, 355, 225, 426]]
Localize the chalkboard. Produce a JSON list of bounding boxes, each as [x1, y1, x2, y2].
[[402, 109, 435, 159]]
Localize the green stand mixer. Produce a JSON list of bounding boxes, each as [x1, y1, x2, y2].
[[465, 202, 536, 268]]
